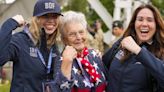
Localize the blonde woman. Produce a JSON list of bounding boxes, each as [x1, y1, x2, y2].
[[0, 0, 62, 92]]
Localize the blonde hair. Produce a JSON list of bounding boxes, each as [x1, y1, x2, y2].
[[28, 16, 59, 48]]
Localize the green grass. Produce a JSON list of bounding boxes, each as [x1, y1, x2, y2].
[[0, 80, 10, 92]]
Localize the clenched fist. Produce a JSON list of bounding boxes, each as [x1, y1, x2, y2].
[[61, 46, 77, 80], [12, 15, 25, 27], [121, 36, 141, 55]]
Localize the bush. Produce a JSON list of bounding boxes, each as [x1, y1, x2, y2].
[[0, 80, 10, 92]]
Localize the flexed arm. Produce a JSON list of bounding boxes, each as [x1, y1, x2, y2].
[[121, 36, 141, 55], [121, 36, 164, 88], [0, 15, 25, 65], [0, 15, 25, 49]]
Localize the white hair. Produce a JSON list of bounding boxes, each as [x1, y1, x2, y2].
[[59, 11, 87, 37]]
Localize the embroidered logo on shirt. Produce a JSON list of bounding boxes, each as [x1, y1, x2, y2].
[[29, 47, 37, 57], [115, 50, 124, 60], [60, 81, 70, 89]]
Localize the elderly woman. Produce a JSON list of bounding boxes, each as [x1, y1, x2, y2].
[[56, 11, 107, 92]]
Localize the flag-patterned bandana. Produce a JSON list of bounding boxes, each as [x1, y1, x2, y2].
[[77, 47, 100, 82]]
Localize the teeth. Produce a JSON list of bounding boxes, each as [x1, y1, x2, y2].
[[141, 29, 148, 32]]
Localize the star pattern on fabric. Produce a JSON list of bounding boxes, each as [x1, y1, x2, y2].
[[77, 47, 101, 83], [60, 81, 70, 89], [93, 62, 99, 70], [91, 50, 97, 57], [74, 80, 79, 87], [83, 80, 92, 88], [73, 66, 78, 74], [60, 57, 63, 61], [96, 78, 102, 86]]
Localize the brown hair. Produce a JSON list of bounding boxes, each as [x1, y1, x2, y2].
[[121, 4, 164, 61]]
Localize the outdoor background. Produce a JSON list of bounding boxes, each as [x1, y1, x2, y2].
[[0, 0, 164, 92]]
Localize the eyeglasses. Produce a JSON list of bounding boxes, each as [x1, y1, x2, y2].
[[67, 30, 86, 38]]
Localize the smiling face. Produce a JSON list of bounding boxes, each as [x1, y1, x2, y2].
[[135, 8, 156, 44], [39, 13, 60, 35], [63, 22, 87, 52]]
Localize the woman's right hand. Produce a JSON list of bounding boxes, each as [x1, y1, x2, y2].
[[61, 46, 77, 80], [12, 15, 25, 27], [62, 46, 77, 63]]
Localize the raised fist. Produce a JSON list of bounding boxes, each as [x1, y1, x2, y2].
[[12, 15, 25, 27]]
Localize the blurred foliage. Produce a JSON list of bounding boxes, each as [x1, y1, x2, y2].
[[0, 80, 10, 92], [86, 0, 114, 31], [62, 0, 164, 31], [62, 0, 114, 31], [100, 0, 114, 16], [63, 0, 88, 13], [152, 0, 164, 17]]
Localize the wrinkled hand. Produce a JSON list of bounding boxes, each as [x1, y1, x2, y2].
[[61, 46, 77, 80], [62, 45, 77, 63], [12, 15, 25, 27], [121, 36, 141, 55]]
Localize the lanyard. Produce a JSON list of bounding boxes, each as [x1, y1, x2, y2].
[[24, 25, 53, 74], [24, 25, 36, 45], [37, 48, 53, 74]]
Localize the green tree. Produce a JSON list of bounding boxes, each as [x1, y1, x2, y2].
[[100, 0, 114, 16], [62, 0, 114, 31], [63, 0, 88, 14], [152, 0, 164, 16]]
